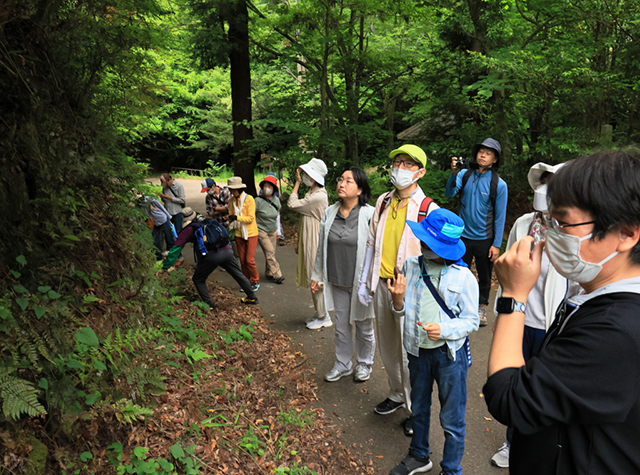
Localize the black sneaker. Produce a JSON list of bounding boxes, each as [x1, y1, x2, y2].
[[403, 417, 413, 436], [273, 276, 285, 284], [389, 453, 432, 475], [375, 398, 406, 415], [241, 297, 259, 305]]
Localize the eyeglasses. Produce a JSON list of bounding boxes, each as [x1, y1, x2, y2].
[[336, 177, 356, 185], [544, 216, 595, 233], [392, 158, 420, 170]]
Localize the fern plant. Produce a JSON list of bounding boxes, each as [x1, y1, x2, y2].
[[0, 367, 46, 419]]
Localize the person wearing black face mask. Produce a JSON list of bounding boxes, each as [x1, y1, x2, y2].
[[485, 149, 640, 475]]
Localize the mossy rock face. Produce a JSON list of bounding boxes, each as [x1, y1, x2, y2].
[[24, 436, 48, 475]]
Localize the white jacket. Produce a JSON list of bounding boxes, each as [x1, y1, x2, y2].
[[311, 203, 375, 323]]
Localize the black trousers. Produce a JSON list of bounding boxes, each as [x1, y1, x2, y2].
[[461, 237, 493, 306], [192, 246, 256, 307]]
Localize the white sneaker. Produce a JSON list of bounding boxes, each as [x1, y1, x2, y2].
[[491, 442, 510, 468], [324, 367, 352, 382], [478, 305, 488, 327], [353, 363, 371, 382], [306, 317, 333, 330]]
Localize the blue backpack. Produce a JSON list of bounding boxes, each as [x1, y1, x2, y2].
[[190, 219, 229, 256]]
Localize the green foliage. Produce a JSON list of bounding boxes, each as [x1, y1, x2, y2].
[[217, 323, 255, 344], [0, 368, 47, 420], [277, 407, 315, 429], [107, 442, 200, 475]]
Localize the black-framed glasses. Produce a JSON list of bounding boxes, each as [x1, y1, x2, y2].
[[544, 216, 595, 233], [392, 158, 420, 169]]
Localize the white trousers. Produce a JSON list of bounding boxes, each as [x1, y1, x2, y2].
[[375, 279, 412, 412], [331, 285, 375, 372]]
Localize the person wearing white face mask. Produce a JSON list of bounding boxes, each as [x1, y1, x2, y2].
[[358, 144, 438, 435], [288, 158, 330, 329], [445, 138, 509, 326], [485, 149, 640, 475], [490, 162, 581, 469], [255, 175, 284, 284]]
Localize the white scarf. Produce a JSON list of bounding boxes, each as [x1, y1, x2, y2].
[[233, 192, 249, 240]]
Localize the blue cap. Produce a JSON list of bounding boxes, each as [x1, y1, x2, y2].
[[406, 209, 466, 262]]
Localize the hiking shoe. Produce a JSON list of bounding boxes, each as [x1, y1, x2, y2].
[[491, 442, 510, 468], [273, 276, 285, 284], [353, 363, 371, 382], [306, 316, 333, 330], [375, 398, 406, 415], [251, 283, 260, 292], [389, 453, 432, 475], [403, 417, 413, 436], [324, 367, 353, 382], [478, 305, 488, 327], [241, 297, 259, 305]]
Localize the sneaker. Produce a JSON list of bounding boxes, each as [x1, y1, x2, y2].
[[353, 363, 371, 382], [478, 305, 488, 327], [403, 417, 413, 436], [306, 316, 333, 330], [375, 398, 406, 415], [389, 453, 433, 475], [241, 297, 259, 305], [491, 442, 510, 468], [251, 283, 260, 292], [273, 276, 285, 284], [278, 240, 285, 246], [305, 316, 316, 324], [324, 367, 353, 382]]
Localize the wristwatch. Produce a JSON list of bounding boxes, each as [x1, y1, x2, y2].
[[496, 297, 527, 314]]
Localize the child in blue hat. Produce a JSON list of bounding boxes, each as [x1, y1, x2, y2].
[[388, 208, 479, 475]]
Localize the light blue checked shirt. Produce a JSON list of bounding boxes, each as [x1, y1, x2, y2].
[[392, 256, 480, 359]]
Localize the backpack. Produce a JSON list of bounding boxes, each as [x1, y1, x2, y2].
[[379, 192, 434, 222], [190, 218, 229, 257]]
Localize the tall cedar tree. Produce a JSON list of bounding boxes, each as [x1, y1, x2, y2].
[[191, 0, 258, 195]]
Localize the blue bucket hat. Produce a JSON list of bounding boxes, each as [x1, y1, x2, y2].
[[406, 209, 466, 263]]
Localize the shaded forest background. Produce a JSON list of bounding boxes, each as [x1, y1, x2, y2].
[[1, 0, 639, 473]]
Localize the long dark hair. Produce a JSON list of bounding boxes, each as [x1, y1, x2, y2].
[[342, 167, 371, 206]]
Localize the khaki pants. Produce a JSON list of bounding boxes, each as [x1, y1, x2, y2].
[[375, 279, 412, 412], [258, 230, 282, 279]]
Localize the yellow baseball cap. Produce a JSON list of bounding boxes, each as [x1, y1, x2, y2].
[[389, 144, 427, 168]]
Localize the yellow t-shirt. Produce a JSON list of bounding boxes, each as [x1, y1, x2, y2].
[[380, 197, 408, 279]]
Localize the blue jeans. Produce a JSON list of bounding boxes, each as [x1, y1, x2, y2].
[[408, 346, 467, 475]]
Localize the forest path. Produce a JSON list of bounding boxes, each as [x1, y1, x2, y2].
[[162, 176, 508, 475]]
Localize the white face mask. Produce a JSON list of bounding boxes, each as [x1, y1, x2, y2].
[[545, 227, 618, 283], [263, 185, 273, 196], [390, 168, 420, 190], [421, 247, 439, 261], [533, 184, 548, 212], [302, 174, 314, 187]]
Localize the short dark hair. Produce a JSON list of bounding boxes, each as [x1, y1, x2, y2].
[[343, 167, 371, 206], [547, 148, 640, 263]]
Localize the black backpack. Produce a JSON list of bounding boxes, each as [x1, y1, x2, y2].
[[190, 219, 229, 257]]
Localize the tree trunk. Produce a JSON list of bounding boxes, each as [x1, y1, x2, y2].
[[228, 0, 257, 196]]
